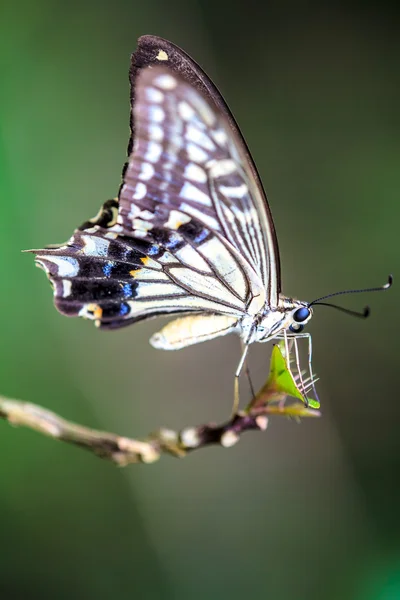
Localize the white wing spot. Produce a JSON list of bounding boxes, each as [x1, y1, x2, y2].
[[104, 231, 119, 239], [132, 230, 147, 238], [81, 235, 110, 257], [178, 101, 195, 122], [139, 162, 154, 181], [165, 209, 191, 230], [62, 280, 72, 297], [133, 218, 153, 232], [149, 124, 164, 141], [144, 141, 162, 163], [187, 142, 208, 163], [146, 87, 164, 103], [40, 256, 79, 277], [149, 105, 165, 123], [139, 210, 154, 220], [154, 74, 177, 90], [212, 129, 228, 147], [180, 182, 212, 206], [133, 182, 147, 200], [184, 163, 207, 183], [156, 50, 168, 61]]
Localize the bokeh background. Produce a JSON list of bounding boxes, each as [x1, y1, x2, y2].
[[1, 2, 399, 598]]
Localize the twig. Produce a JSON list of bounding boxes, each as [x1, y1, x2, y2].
[[0, 346, 320, 466], [0, 396, 159, 465]]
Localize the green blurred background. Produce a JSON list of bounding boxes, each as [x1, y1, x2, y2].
[[1, 1, 399, 598]]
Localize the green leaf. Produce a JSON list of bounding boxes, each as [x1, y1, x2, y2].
[[265, 344, 305, 401], [266, 403, 321, 418], [250, 344, 320, 410]]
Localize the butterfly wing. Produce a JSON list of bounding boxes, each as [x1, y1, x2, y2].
[[33, 222, 252, 329], [126, 35, 281, 307], [33, 37, 277, 332]]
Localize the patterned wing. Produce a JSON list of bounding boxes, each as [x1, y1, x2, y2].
[[119, 63, 278, 308], [32, 37, 278, 331], [126, 36, 281, 307], [33, 222, 251, 329]]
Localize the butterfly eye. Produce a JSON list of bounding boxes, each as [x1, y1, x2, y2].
[[293, 307, 310, 323], [289, 323, 304, 333]]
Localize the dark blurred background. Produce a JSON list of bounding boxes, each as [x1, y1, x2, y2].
[[1, 1, 399, 599]]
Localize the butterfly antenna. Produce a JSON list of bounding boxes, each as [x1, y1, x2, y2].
[[309, 274, 392, 318], [312, 303, 370, 319]]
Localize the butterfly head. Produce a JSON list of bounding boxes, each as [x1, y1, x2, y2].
[[255, 274, 393, 344], [247, 299, 313, 344]]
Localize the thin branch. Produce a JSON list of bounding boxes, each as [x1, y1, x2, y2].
[[0, 398, 319, 467], [0, 396, 162, 465]]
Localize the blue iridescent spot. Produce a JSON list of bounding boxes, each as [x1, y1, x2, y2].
[[103, 262, 114, 277], [194, 229, 209, 244], [122, 283, 133, 298], [119, 303, 130, 316], [166, 234, 181, 250], [147, 245, 159, 256]]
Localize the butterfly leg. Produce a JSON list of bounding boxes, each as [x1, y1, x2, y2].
[[233, 344, 249, 415], [240, 339, 256, 399], [303, 332, 320, 406], [292, 335, 308, 406], [281, 330, 296, 407], [276, 331, 306, 407]]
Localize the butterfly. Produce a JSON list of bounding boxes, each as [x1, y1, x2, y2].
[[32, 35, 392, 408]]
